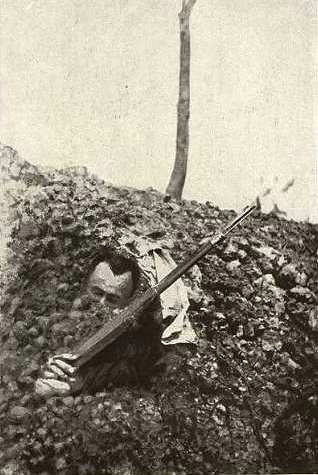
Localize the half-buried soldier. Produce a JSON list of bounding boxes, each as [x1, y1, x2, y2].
[[35, 239, 198, 398]]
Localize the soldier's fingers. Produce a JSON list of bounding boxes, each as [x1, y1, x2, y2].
[[52, 353, 78, 361], [43, 370, 57, 379], [48, 362, 68, 379], [51, 359, 76, 375]]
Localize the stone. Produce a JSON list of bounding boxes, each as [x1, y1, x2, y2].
[[258, 257, 274, 274], [1, 461, 22, 475], [289, 286, 315, 303], [34, 336, 46, 348], [236, 237, 249, 250], [295, 271, 307, 287], [7, 381, 18, 393], [226, 260, 241, 273], [28, 327, 39, 337], [256, 245, 280, 261], [241, 284, 254, 298], [57, 283, 69, 293], [167, 202, 181, 213], [278, 263, 298, 289], [269, 285, 286, 301], [37, 428, 47, 439], [20, 395, 32, 406], [237, 249, 247, 261], [55, 457, 67, 471], [64, 165, 88, 176], [215, 312, 226, 321], [277, 254, 286, 268], [24, 344, 34, 355], [244, 322, 255, 338], [83, 395, 94, 404], [68, 310, 82, 320], [6, 425, 20, 440], [22, 360, 40, 377], [223, 242, 238, 260], [308, 306, 318, 331], [282, 353, 301, 370], [70, 298, 82, 310], [254, 274, 276, 287], [63, 335, 73, 347], [8, 297, 21, 317], [37, 316, 50, 333], [14, 320, 26, 333], [9, 406, 31, 423], [0, 389, 8, 406], [18, 218, 39, 239], [50, 322, 67, 335], [62, 396, 74, 407], [189, 264, 202, 284], [275, 301, 285, 315], [78, 465, 95, 475]]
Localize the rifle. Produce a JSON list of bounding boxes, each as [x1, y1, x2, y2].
[[74, 204, 256, 369]]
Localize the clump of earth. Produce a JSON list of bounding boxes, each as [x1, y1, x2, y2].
[[0, 144, 317, 475]]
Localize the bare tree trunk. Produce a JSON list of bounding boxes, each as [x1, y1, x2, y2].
[[166, 0, 197, 200]]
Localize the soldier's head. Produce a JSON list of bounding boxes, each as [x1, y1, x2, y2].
[[86, 252, 139, 309]]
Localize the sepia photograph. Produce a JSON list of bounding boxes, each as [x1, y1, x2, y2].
[[0, 1, 317, 474]]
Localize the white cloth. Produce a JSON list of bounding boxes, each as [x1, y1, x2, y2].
[[153, 249, 197, 345], [119, 234, 198, 346]]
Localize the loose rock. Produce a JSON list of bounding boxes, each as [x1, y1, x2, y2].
[[9, 406, 31, 424], [277, 263, 298, 289]]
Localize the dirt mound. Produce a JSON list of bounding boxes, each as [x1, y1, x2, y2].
[[0, 145, 317, 474]]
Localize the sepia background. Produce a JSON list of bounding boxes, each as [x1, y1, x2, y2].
[[0, 0, 317, 221]]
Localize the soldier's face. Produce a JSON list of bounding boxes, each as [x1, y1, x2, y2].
[[87, 261, 134, 308]]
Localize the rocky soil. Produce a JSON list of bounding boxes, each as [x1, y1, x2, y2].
[[0, 144, 317, 474]]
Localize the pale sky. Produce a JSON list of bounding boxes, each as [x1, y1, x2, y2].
[[0, 0, 317, 221]]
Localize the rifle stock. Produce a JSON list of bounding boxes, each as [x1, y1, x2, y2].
[[74, 204, 256, 369]]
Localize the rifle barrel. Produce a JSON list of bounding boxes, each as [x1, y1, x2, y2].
[[154, 204, 256, 295]]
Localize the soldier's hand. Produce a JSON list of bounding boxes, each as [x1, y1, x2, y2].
[[35, 353, 78, 398]]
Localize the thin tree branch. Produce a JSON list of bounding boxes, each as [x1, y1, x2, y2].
[[180, 0, 197, 18]]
